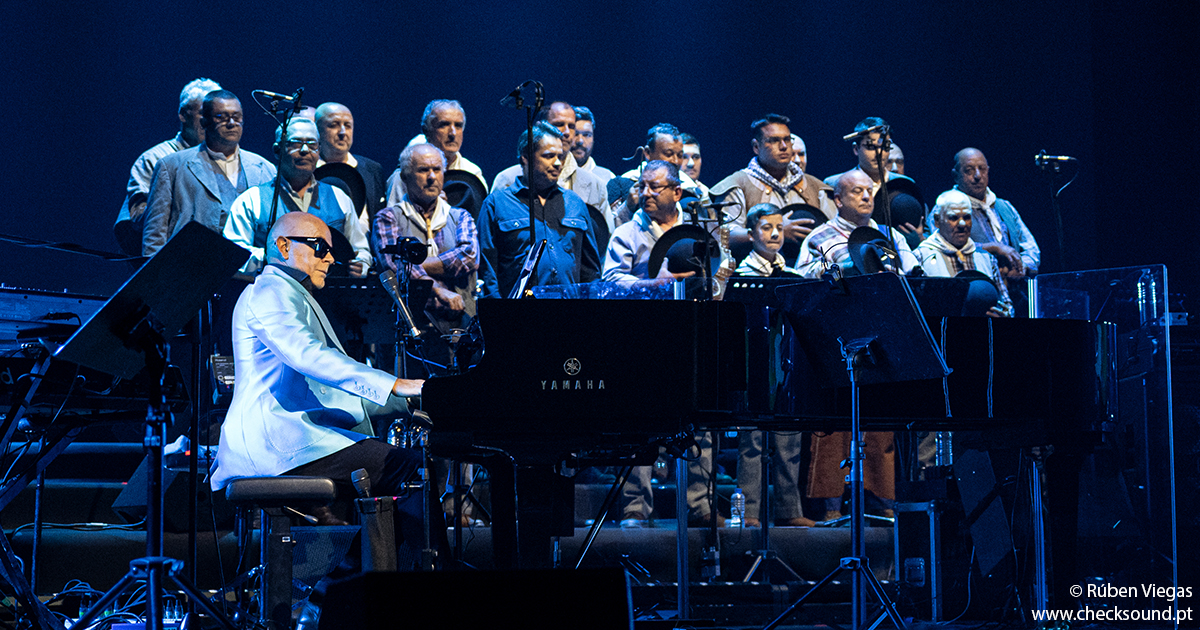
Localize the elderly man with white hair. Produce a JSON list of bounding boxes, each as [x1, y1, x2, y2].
[[115, 78, 223, 254], [915, 189, 1013, 317], [373, 143, 478, 326], [387, 99, 487, 206]]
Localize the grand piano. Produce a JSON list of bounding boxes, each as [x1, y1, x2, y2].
[[421, 297, 748, 569], [421, 275, 1118, 571]]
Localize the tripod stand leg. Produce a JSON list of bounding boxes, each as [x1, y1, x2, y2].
[[742, 554, 765, 582], [743, 551, 804, 584], [762, 565, 844, 630], [858, 561, 909, 630], [71, 570, 139, 629]]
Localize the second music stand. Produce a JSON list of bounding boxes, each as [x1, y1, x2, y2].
[[768, 273, 949, 630]]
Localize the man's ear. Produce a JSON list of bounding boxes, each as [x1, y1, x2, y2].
[[276, 236, 290, 260], [751, 139, 760, 155]]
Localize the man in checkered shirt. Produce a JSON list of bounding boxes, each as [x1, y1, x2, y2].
[[373, 143, 479, 344], [794, 170, 918, 277]]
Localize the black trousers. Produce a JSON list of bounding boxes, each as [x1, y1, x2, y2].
[[286, 439, 434, 570], [285, 438, 422, 499]]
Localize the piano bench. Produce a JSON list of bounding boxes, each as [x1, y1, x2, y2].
[[225, 476, 337, 629], [225, 476, 337, 507]]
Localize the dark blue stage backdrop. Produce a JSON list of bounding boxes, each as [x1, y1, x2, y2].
[[0, 0, 1195, 306]]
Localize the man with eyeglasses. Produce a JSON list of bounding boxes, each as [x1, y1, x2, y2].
[[823, 117, 913, 190], [211, 210, 425, 539], [609, 123, 706, 228], [114, 78, 222, 255], [223, 118, 372, 276], [142, 89, 276, 256], [599, 161, 719, 528], [601, 161, 694, 283], [823, 117, 927, 242], [709, 114, 836, 255]]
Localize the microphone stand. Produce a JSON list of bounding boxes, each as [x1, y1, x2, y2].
[[380, 268, 421, 379], [500, 81, 544, 297], [261, 88, 304, 230], [1038, 152, 1069, 272], [874, 128, 900, 258]]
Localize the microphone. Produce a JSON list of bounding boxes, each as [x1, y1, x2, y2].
[[351, 468, 372, 499], [380, 269, 422, 340], [379, 237, 427, 265], [843, 124, 887, 142], [291, 87, 305, 115], [500, 80, 542, 109], [254, 88, 304, 114], [253, 89, 297, 102], [500, 85, 525, 109], [1035, 151, 1076, 164]]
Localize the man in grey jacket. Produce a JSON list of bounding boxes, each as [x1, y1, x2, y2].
[[141, 89, 276, 256]]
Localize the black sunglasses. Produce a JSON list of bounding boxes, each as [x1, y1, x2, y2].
[[285, 236, 333, 259]]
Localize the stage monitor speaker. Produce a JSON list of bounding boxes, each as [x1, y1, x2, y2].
[[318, 567, 633, 629], [112, 456, 233, 532]]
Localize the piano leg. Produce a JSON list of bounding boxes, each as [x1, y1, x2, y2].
[[515, 465, 575, 569], [478, 454, 517, 571], [1043, 449, 1084, 610]]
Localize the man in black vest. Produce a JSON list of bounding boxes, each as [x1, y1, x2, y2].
[[223, 118, 372, 276], [315, 102, 388, 225]]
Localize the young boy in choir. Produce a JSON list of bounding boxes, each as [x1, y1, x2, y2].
[[735, 203, 800, 277], [733, 203, 813, 527]]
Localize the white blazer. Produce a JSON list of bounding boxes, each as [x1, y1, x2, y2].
[[210, 265, 398, 490]]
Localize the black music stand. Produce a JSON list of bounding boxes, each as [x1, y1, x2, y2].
[[316, 276, 412, 347], [57, 222, 248, 630], [767, 273, 948, 630]]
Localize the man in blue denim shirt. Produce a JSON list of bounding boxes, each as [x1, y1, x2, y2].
[[478, 122, 601, 298]]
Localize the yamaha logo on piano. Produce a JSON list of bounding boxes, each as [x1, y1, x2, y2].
[[541, 358, 605, 391]]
